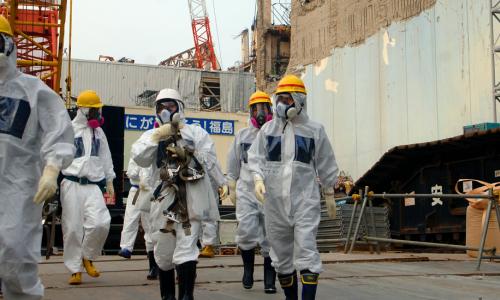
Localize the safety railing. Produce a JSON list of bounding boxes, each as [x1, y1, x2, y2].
[[330, 187, 500, 271]]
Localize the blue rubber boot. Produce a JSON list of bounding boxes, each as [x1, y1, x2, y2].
[[118, 248, 132, 259]]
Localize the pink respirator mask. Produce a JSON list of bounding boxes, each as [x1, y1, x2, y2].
[[84, 108, 105, 128]]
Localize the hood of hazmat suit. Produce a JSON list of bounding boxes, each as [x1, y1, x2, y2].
[[0, 33, 75, 296], [247, 90, 338, 274]]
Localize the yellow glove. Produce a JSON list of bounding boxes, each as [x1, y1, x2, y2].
[[219, 184, 229, 200], [167, 145, 186, 161], [254, 176, 266, 203], [151, 123, 173, 143], [106, 180, 115, 199], [228, 179, 237, 206], [33, 165, 60, 204], [323, 187, 336, 219]]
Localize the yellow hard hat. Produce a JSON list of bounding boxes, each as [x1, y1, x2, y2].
[[76, 90, 103, 108], [0, 15, 13, 37], [275, 75, 307, 95], [248, 90, 272, 107]]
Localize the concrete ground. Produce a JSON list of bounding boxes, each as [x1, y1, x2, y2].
[[36, 253, 499, 300]]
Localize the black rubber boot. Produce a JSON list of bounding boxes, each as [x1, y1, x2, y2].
[[176, 261, 197, 300], [240, 248, 255, 289], [147, 251, 159, 280], [300, 270, 319, 300], [278, 271, 298, 300], [263, 256, 277, 294], [159, 268, 176, 300]]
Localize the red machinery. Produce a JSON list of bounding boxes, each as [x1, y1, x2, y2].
[[0, 0, 67, 92], [187, 0, 218, 70]]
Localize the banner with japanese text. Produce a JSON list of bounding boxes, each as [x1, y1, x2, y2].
[[124, 114, 235, 136]]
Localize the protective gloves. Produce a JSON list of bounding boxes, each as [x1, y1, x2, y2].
[[219, 184, 229, 200], [323, 186, 336, 219], [254, 175, 266, 204], [139, 175, 150, 191], [33, 164, 60, 204], [151, 123, 174, 143], [106, 180, 115, 199], [167, 145, 187, 161]]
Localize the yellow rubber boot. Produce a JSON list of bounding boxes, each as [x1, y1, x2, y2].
[[68, 273, 82, 285], [83, 259, 100, 278], [199, 245, 215, 258]]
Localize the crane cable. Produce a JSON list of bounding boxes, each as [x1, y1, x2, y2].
[[210, 0, 222, 69]]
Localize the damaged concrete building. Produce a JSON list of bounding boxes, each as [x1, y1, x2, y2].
[[277, 0, 498, 179]]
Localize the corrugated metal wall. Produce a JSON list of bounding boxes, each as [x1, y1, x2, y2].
[[302, 0, 497, 180], [220, 72, 256, 112], [61, 59, 254, 112]]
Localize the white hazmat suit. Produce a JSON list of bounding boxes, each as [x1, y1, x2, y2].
[[0, 37, 75, 299], [60, 109, 115, 274], [119, 158, 153, 253], [248, 97, 338, 276], [227, 126, 271, 256], [132, 121, 223, 270], [133, 90, 226, 299]]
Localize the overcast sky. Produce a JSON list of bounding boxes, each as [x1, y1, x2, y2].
[[65, 0, 256, 69]]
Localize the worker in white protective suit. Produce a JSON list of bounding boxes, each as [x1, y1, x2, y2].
[[248, 75, 338, 300], [0, 15, 75, 300], [117, 157, 158, 279], [132, 88, 227, 300], [60, 90, 115, 285], [226, 90, 277, 293]]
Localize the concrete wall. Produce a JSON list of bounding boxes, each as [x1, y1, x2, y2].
[[288, 0, 437, 71], [301, 0, 497, 180], [123, 107, 249, 173]]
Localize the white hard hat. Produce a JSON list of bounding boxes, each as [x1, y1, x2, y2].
[[155, 88, 183, 105]]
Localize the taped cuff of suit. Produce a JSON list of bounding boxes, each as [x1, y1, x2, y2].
[[278, 271, 297, 288], [300, 270, 319, 285]]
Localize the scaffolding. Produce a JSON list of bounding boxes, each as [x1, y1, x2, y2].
[[0, 0, 67, 93], [333, 187, 500, 271]]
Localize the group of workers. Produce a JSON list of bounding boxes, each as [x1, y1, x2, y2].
[[0, 14, 338, 300]]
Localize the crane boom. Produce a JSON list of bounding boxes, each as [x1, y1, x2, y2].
[[187, 0, 218, 70], [0, 0, 67, 93]]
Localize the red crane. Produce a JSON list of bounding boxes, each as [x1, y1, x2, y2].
[[187, 0, 219, 70], [1, 0, 67, 93]]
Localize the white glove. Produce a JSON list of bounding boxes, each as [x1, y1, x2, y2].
[[34, 165, 60, 204], [139, 175, 150, 191], [151, 123, 174, 143], [228, 179, 237, 206], [254, 176, 266, 204], [106, 180, 115, 199], [323, 187, 336, 219]]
